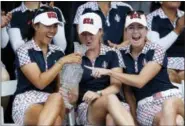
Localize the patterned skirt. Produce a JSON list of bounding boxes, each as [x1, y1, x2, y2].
[[12, 90, 50, 125]]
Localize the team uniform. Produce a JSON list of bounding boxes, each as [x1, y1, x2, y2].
[[147, 8, 184, 70], [73, 2, 132, 45], [119, 42, 183, 125], [12, 39, 64, 125], [76, 44, 129, 125]]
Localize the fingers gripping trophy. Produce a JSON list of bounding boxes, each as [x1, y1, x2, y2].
[[60, 42, 88, 109]]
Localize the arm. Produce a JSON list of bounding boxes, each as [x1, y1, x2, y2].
[[100, 67, 123, 95], [53, 7, 67, 52], [53, 25, 67, 53], [55, 74, 60, 92], [1, 27, 9, 48], [8, 28, 25, 53], [109, 61, 162, 88], [1, 12, 12, 48], [85, 61, 162, 89], [19, 52, 82, 90], [147, 15, 184, 51], [82, 67, 123, 104]]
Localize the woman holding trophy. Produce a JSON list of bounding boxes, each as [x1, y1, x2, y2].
[[12, 6, 81, 126]]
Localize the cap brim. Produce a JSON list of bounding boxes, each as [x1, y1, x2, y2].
[[40, 19, 61, 26], [78, 24, 98, 35]]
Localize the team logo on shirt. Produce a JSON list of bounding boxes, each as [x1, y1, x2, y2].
[[102, 61, 108, 68], [115, 14, 120, 22]]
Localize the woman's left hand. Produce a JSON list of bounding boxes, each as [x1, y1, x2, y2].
[[84, 65, 111, 78], [82, 90, 100, 104]]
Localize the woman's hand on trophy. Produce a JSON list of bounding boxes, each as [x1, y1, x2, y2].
[[58, 53, 82, 65], [68, 88, 79, 105]]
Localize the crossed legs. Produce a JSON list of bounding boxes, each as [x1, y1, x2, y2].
[[87, 94, 134, 126], [24, 93, 65, 126], [153, 97, 184, 126]]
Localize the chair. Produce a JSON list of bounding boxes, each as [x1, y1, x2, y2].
[[1, 80, 17, 126]]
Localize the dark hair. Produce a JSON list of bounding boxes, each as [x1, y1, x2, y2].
[[41, 1, 51, 5], [27, 6, 55, 41], [150, 2, 161, 12]]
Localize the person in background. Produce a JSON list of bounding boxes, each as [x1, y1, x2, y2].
[[85, 11, 184, 126], [1, 11, 12, 81], [76, 12, 134, 126], [73, 2, 132, 48], [12, 6, 81, 125], [8, 1, 67, 53], [1, 11, 12, 48], [147, 2, 184, 83]]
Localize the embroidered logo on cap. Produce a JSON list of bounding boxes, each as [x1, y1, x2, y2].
[[47, 12, 57, 18], [130, 12, 141, 19], [83, 18, 94, 25]]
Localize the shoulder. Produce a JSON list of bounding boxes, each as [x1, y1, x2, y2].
[[50, 44, 65, 54], [11, 5, 22, 13], [112, 2, 133, 10], [147, 8, 161, 19], [101, 44, 116, 54], [16, 41, 33, 55], [76, 2, 98, 13], [146, 42, 165, 54]]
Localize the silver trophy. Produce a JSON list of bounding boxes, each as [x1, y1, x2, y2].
[[60, 42, 88, 109]]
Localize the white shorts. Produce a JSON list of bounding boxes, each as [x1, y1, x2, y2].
[[12, 90, 50, 125], [136, 89, 183, 126]]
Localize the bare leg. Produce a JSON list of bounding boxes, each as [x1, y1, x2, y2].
[[106, 114, 115, 126], [24, 104, 43, 125], [178, 71, 184, 81], [176, 115, 184, 126], [88, 94, 134, 126], [37, 93, 65, 125], [160, 97, 184, 125], [168, 69, 181, 83]]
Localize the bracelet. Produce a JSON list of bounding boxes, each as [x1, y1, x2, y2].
[[96, 91, 102, 96], [57, 61, 63, 66]]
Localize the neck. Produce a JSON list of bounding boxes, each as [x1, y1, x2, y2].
[[131, 44, 144, 59], [86, 44, 101, 62], [33, 36, 48, 53], [24, 2, 40, 10], [161, 6, 177, 22], [97, 2, 110, 15]]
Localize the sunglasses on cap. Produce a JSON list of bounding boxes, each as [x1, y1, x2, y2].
[[126, 10, 145, 19]]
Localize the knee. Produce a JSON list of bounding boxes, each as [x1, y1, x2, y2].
[[162, 98, 177, 113], [178, 71, 184, 81], [53, 116, 62, 126], [48, 93, 64, 107], [168, 69, 181, 83], [107, 94, 119, 106]]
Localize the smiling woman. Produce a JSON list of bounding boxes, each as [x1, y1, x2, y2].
[[86, 11, 184, 126], [11, 6, 82, 126]]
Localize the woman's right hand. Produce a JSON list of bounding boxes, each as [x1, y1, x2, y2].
[[58, 52, 82, 65]]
